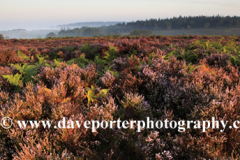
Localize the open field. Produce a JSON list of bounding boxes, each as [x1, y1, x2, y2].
[[1, 35, 240, 159]]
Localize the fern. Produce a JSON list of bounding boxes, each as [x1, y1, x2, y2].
[[97, 65, 113, 77], [87, 86, 96, 107], [165, 50, 177, 60], [94, 55, 107, 67], [10, 63, 37, 84], [86, 85, 110, 106], [36, 54, 49, 66], [60, 46, 75, 52], [2, 73, 23, 87], [205, 40, 210, 50], [17, 50, 30, 61], [80, 43, 97, 54], [53, 58, 63, 67], [49, 52, 59, 59], [99, 89, 110, 98], [185, 63, 200, 74], [229, 55, 239, 66], [185, 51, 198, 63], [104, 45, 119, 62], [66, 54, 90, 68], [77, 54, 90, 68], [132, 50, 138, 55], [111, 71, 119, 78], [66, 58, 77, 65]]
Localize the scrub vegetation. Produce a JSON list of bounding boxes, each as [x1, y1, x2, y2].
[[1, 35, 240, 159]]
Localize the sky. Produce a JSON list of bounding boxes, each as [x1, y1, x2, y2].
[[0, 0, 240, 30]]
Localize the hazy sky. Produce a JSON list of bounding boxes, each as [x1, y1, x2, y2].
[[0, 0, 239, 30]]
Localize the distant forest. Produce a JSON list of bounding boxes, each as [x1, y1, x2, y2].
[[117, 15, 240, 30], [48, 15, 240, 37]]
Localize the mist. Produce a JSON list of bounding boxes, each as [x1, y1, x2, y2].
[[1, 16, 240, 39], [0, 21, 121, 39]]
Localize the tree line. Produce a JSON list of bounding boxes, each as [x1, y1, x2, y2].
[[116, 15, 240, 30], [46, 15, 240, 37]]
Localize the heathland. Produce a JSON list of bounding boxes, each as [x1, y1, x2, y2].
[[1, 35, 240, 159]]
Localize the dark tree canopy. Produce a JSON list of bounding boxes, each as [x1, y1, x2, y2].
[[115, 15, 240, 30], [47, 15, 240, 37], [46, 32, 57, 38]]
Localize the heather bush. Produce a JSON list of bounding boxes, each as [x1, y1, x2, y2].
[[121, 92, 151, 120], [110, 72, 143, 102], [101, 71, 116, 88], [0, 50, 23, 65]]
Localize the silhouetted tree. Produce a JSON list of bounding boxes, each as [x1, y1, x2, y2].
[[46, 32, 57, 38]]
